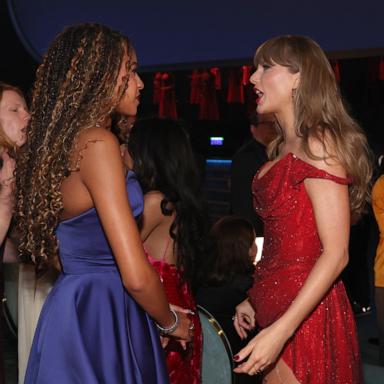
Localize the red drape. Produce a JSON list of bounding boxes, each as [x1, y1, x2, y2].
[[158, 72, 178, 119]]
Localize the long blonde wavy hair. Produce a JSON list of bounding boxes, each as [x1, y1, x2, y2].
[[254, 35, 372, 218], [16, 24, 132, 274]]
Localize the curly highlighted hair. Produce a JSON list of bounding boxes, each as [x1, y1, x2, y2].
[[16, 24, 132, 274], [254, 35, 373, 218]]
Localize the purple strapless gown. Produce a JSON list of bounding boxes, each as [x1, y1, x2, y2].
[[24, 171, 168, 384]]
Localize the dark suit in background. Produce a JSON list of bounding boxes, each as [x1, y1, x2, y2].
[[230, 139, 268, 236], [230, 112, 275, 236]]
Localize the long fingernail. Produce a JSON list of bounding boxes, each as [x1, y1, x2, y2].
[[233, 355, 239, 361]]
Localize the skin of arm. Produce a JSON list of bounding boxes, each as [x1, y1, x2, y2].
[[75, 128, 190, 339], [3, 238, 18, 263], [234, 144, 350, 373], [0, 208, 12, 245], [0, 151, 15, 244]]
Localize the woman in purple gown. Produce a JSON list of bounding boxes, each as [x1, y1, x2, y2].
[[16, 23, 192, 384]]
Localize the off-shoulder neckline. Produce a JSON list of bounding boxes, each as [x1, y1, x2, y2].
[[256, 152, 351, 183], [256, 152, 292, 181]]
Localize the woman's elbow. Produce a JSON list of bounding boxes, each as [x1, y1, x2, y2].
[[338, 250, 349, 272], [122, 272, 157, 294]]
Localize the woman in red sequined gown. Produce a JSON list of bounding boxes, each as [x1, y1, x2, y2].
[[232, 35, 372, 384], [125, 118, 207, 384]]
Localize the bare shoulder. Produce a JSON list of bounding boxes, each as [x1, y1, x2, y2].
[[144, 191, 165, 211], [300, 134, 347, 178], [141, 191, 169, 239], [76, 127, 119, 148], [143, 191, 175, 221], [70, 127, 120, 170]]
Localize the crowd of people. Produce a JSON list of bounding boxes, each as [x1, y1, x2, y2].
[[0, 22, 381, 384]]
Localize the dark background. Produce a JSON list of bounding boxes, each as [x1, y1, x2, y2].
[[1, 0, 383, 158], [6, 0, 384, 68]]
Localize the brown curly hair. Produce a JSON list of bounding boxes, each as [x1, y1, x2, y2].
[[16, 24, 132, 274], [254, 35, 373, 218]]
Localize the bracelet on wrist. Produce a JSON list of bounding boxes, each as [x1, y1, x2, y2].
[[156, 308, 179, 335]]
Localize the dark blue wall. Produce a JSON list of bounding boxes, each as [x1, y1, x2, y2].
[[7, 0, 384, 68]]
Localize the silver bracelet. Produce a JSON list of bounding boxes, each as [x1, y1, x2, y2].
[[156, 309, 179, 335]]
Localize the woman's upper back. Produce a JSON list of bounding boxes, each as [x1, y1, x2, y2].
[[57, 170, 144, 274], [60, 127, 124, 219], [141, 191, 176, 265]]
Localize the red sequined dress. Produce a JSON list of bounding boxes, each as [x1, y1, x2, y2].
[[248, 152, 363, 383], [147, 242, 202, 384]]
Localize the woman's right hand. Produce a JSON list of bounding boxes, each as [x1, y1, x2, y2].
[[234, 299, 256, 340]]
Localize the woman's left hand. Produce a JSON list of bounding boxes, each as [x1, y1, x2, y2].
[[161, 304, 195, 350], [233, 321, 290, 375]]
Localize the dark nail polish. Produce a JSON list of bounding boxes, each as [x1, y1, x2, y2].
[[233, 355, 239, 361]]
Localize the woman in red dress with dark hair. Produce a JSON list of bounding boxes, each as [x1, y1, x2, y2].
[[232, 35, 372, 383], [125, 117, 207, 384]]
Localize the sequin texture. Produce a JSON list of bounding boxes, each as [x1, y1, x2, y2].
[[149, 257, 202, 384], [248, 153, 363, 383]]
